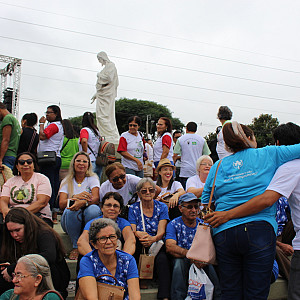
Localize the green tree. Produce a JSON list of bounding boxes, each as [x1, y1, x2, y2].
[[248, 114, 279, 147], [69, 98, 184, 139]]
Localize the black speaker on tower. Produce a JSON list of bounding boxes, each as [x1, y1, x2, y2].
[[3, 87, 13, 113]]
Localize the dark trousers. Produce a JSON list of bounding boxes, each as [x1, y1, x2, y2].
[[179, 177, 188, 190], [288, 250, 300, 300], [214, 221, 276, 300], [39, 157, 61, 210], [134, 238, 171, 299]]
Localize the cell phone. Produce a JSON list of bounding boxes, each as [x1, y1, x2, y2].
[[67, 199, 75, 208]]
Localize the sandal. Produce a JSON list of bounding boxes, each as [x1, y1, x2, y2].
[[69, 248, 79, 260]]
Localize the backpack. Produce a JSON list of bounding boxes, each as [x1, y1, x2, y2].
[[96, 140, 116, 166]]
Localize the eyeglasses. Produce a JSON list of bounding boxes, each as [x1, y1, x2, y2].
[[96, 234, 118, 244], [200, 163, 213, 167], [103, 203, 120, 209], [156, 123, 164, 127], [18, 159, 33, 165], [140, 188, 155, 194], [181, 204, 200, 210], [75, 159, 89, 164], [12, 272, 32, 281], [129, 124, 138, 127], [111, 174, 126, 183], [45, 111, 55, 114]]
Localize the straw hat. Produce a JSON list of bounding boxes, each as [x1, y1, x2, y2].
[[156, 158, 176, 172]]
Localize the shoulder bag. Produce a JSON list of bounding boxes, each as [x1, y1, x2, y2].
[[186, 160, 222, 265], [75, 274, 125, 300]]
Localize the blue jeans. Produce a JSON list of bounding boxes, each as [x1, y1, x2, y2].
[[39, 157, 61, 210], [171, 257, 221, 300], [91, 161, 103, 181], [214, 221, 276, 300], [61, 204, 101, 248], [2, 156, 16, 170], [125, 167, 144, 178]]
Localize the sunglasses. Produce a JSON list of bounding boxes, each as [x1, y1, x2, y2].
[[18, 159, 33, 165], [181, 204, 200, 210], [129, 124, 138, 127], [140, 188, 155, 194], [111, 174, 126, 183], [75, 159, 89, 164]]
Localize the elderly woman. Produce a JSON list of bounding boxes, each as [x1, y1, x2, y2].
[[186, 155, 213, 198], [156, 158, 185, 220], [59, 151, 101, 260], [0, 208, 70, 298], [153, 117, 173, 169], [100, 162, 161, 205], [117, 116, 145, 178], [0, 152, 52, 226], [201, 121, 300, 300], [77, 218, 140, 300], [0, 254, 63, 300], [128, 178, 171, 299], [77, 192, 136, 256]]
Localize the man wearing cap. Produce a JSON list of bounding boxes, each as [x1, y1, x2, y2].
[[173, 122, 210, 190], [165, 193, 220, 300]]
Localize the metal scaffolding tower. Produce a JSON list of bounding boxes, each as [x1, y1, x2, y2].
[[0, 55, 22, 118]]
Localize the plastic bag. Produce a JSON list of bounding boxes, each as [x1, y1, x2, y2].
[[185, 264, 214, 300]]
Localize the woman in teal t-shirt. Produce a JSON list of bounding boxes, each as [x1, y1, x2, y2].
[[0, 254, 63, 300]]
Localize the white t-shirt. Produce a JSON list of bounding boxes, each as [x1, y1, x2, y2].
[[157, 181, 183, 197], [118, 131, 144, 171], [267, 159, 300, 250], [99, 174, 140, 205], [153, 132, 173, 162], [186, 175, 206, 191], [216, 127, 232, 159], [79, 127, 101, 162], [174, 133, 207, 178], [59, 176, 100, 196], [38, 121, 64, 157]]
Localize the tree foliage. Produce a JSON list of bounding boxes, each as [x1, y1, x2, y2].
[[248, 113, 279, 147], [68, 98, 184, 139]]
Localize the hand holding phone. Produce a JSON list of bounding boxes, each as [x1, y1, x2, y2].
[[67, 199, 75, 208]]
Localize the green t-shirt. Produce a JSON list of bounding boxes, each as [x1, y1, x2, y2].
[[0, 114, 21, 157], [0, 289, 61, 300], [60, 137, 79, 169]]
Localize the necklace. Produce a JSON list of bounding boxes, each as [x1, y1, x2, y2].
[[75, 178, 85, 187]]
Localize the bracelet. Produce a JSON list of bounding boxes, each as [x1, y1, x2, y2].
[[39, 123, 45, 125]]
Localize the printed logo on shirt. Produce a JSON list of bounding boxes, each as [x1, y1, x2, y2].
[[233, 160, 243, 170]]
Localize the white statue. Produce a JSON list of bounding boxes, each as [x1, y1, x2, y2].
[[91, 51, 120, 144]]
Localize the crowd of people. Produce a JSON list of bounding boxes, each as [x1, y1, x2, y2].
[[0, 102, 299, 300]]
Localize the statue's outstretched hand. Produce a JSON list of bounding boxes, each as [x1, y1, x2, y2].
[[91, 95, 96, 104]]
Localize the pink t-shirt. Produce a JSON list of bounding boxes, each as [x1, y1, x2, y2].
[[1, 173, 52, 220]]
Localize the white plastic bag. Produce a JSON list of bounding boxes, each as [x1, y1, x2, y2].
[[185, 264, 214, 300]]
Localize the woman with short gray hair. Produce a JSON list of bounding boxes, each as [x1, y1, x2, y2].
[[0, 254, 63, 300], [78, 218, 140, 300], [186, 155, 213, 198]]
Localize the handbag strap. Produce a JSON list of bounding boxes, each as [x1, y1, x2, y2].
[[27, 130, 37, 153], [96, 274, 120, 286], [140, 201, 146, 232], [60, 138, 70, 153], [207, 160, 222, 210], [41, 290, 64, 300]]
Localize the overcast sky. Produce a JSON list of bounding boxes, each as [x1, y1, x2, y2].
[[1, 0, 300, 137]]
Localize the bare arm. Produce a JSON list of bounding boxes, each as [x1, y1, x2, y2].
[[81, 137, 88, 153], [77, 230, 92, 255], [204, 190, 281, 228], [0, 125, 12, 163], [0, 196, 10, 218], [38, 116, 47, 140], [169, 188, 185, 208], [160, 145, 170, 160], [78, 277, 98, 300], [119, 151, 143, 170], [127, 278, 141, 300], [187, 187, 204, 198], [26, 194, 50, 214], [122, 226, 136, 255], [165, 239, 188, 258], [173, 153, 181, 163]]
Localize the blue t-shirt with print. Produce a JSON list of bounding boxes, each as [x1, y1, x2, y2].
[[166, 216, 204, 249], [202, 144, 300, 236], [84, 216, 130, 232], [128, 200, 169, 236], [276, 197, 290, 237], [78, 249, 138, 300]]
